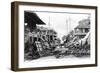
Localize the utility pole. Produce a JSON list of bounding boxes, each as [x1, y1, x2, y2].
[[69, 16, 71, 33], [66, 18, 68, 35], [48, 16, 50, 42]]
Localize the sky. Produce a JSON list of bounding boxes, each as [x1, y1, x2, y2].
[[34, 11, 90, 42]]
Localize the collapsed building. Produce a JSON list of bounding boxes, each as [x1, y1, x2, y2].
[[60, 18, 91, 57], [24, 11, 58, 60]]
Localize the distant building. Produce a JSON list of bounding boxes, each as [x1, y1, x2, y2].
[[36, 26, 57, 42], [74, 18, 90, 39]]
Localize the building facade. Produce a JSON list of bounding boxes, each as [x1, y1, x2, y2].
[[74, 18, 90, 39]]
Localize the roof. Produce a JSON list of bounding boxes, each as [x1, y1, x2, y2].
[[75, 19, 90, 29], [24, 11, 45, 24], [24, 11, 46, 32]]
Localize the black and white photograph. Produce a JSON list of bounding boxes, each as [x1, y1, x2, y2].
[[24, 11, 91, 61]]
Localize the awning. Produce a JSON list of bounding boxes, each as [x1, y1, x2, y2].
[[24, 11, 45, 32], [24, 11, 45, 24]]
